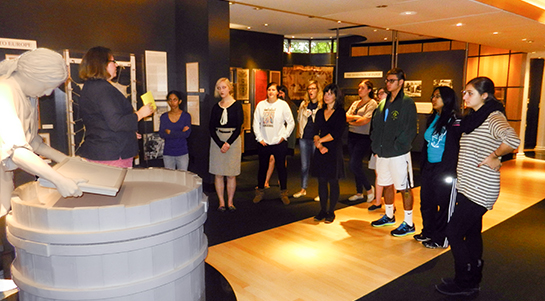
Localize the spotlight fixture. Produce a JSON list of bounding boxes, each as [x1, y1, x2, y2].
[[493, 32, 499, 35], [400, 11, 416, 15], [247, 26, 251, 30], [253, 7, 261, 10], [264, 24, 268, 27], [456, 23, 463, 27]]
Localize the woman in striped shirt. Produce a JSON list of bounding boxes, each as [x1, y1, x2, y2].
[[436, 77, 520, 296]]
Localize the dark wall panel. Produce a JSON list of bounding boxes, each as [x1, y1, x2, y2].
[[230, 29, 283, 70]]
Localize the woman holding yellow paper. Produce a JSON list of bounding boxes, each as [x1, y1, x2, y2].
[[77, 46, 154, 167]]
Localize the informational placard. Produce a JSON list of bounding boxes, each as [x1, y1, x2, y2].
[[187, 95, 200, 126], [0, 37, 37, 50], [186, 62, 199, 93], [144, 50, 168, 100], [344, 71, 383, 78]]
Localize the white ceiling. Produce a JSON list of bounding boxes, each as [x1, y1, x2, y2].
[[228, 0, 545, 53]]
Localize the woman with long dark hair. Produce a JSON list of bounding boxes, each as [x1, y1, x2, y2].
[[414, 86, 460, 249], [311, 83, 345, 224], [436, 77, 520, 296], [346, 80, 377, 202]]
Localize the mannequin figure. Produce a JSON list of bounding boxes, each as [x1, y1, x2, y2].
[[0, 48, 85, 277]]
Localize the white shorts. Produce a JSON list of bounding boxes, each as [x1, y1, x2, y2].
[[376, 152, 413, 191]]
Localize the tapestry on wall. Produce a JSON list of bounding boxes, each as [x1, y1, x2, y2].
[[282, 66, 334, 101]]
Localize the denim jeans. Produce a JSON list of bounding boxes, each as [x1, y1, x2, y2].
[[299, 138, 315, 189], [163, 154, 189, 171]]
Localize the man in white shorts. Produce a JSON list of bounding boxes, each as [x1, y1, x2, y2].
[[369, 68, 417, 236]]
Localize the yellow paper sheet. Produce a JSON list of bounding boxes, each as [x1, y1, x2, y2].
[[141, 91, 156, 110]]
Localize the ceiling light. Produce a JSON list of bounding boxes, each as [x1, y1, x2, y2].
[[456, 23, 463, 27], [384, 37, 388, 40], [264, 24, 268, 27], [247, 26, 251, 30], [291, 36, 295, 38], [493, 32, 499, 35], [254, 7, 261, 10], [373, 29, 378, 32], [400, 11, 417, 16], [337, 21, 341, 24], [527, 40, 534, 43]]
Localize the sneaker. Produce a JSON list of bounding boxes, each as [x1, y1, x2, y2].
[[435, 282, 478, 296], [348, 194, 364, 201], [423, 241, 448, 249], [293, 190, 306, 198], [413, 233, 431, 242], [371, 215, 395, 227], [325, 212, 335, 224], [441, 278, 480, 291], [280, 190, 290, 205], [366, 186, 375, 203], [368, 204, 382, 211], [314, 210, 327, 221], [391, 221, 416, 237], [314, 196, 320, 202]]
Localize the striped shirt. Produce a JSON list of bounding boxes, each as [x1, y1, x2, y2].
[[456, 111, 520, 210]]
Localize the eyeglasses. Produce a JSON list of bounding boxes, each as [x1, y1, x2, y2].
[[385, 79, 399, 84], [109, 59, 117, 64]]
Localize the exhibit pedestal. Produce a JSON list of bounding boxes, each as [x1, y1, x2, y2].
[[7, 168, 208, 301]]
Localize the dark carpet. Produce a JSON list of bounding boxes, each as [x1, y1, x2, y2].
[[356, 198, 545, 301]]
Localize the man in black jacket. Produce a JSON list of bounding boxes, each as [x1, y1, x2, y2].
[[370, 68, 417, 237]]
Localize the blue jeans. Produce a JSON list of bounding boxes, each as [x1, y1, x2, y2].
[[299, 138, 315, 189], [163, 154, 189, 171], [348, 132, 372, 193]]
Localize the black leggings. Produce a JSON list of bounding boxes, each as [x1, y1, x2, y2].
[[257, 141, 288, 190], [446, 193, 487, 288], [318, 177, 339, 213]]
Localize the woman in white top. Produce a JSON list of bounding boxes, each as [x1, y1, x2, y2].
[[252, 82, 295, 205], [346, 80, 378, 202], [293, 80, 323, 199]]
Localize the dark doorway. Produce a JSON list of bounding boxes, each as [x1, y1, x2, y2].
[[526, 58, 544, 149]]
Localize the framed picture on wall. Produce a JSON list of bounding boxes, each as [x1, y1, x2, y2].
[[143, 133, 164, 160], [404, 80, 422, 98], [270, 71, 281, 85], [241, 101, 251, 131], [236, 68, 249, 100]]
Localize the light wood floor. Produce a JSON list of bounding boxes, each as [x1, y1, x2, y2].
[[206, 156, 545, 301]]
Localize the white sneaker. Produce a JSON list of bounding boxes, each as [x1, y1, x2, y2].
[[314, 196, 320, 202], [293, 190, 307, 198], [367, 186, 375, 203], [348, 194, 365, 201]]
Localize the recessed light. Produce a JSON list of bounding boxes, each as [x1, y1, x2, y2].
[[264, 24, 268, 27], [384, 37, 388, 40], [527, 40, 534, 43], [228, 1, 234, 4], [310, 37, 313, 39], [254, 7, 261, 10], [337, 21, 342, 24], [247, 26, 251, 30], [456, 23, 463, 27], [291, 36, 295, 38], [400, 11, 416, 16], [493, 32, 499, 35], [373, 29, 378, 32]]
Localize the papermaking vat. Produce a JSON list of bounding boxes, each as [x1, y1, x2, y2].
[[6, 168, 208, 301]]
